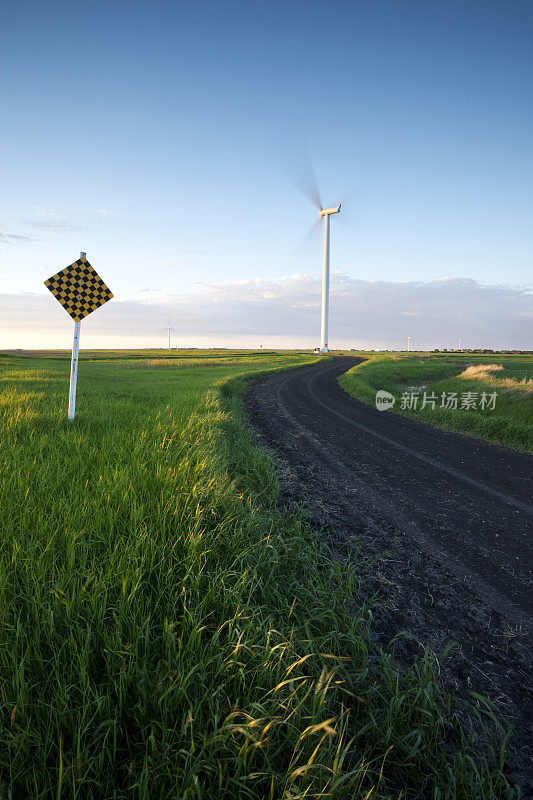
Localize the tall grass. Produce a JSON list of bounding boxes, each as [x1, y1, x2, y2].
[[0, 353, 517, 798], [339, 353, 533, 452]]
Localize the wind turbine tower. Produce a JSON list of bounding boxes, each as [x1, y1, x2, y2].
[[319, 203, 341, 353], [167, 323, 172, 350], [407, 336, 411, 352]]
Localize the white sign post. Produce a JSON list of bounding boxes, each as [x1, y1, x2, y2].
[[44, 251, 114, 420], [67, 251, 85, 420]]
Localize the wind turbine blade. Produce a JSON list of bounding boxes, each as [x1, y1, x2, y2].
[[279, 141, 323, 210], [290, 217, 323, 267], [283, 171, 322, 210], [289, 168, 322, 210]]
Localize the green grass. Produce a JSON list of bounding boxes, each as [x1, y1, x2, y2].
[[339, 353, 533, 452], [0, 351, 518, 798]]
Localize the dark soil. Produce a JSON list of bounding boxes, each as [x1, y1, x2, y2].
[[244, 356, 533, 795]]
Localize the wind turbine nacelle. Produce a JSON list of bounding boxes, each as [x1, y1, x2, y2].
[[319, 204, 341, 216]]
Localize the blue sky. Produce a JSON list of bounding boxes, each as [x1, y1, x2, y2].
[[1, 0, 532, 348]]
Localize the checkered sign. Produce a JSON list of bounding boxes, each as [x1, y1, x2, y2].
[[44, 257, 113, 322]]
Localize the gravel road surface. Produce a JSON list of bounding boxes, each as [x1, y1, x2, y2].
[[245, 356, 533, 793]]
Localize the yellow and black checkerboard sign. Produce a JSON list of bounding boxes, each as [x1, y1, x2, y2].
[[44, 257, 113, 322]]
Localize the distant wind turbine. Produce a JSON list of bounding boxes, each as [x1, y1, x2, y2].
[[167, 323, 172, 350]]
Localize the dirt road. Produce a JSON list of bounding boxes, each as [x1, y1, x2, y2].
[[245, 356, 533, 792]]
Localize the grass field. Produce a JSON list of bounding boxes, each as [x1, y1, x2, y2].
[[339, 353, 533, 452], [0, 350, 518, 798]]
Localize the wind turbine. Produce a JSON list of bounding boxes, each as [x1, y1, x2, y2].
[[318, 203, 341, 353], [284, 154, 342, 352], [167, 323, 172, 350]]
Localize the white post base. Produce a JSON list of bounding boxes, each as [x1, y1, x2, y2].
[[68, 321, 81, 420]]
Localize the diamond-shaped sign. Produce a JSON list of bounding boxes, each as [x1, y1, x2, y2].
[[44, 257, 113, 322]]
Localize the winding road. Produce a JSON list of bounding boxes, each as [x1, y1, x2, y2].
[[245, 356, 533, 790]]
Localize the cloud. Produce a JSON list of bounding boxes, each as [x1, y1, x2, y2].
[[1, 206, 112, 247], [24, 207, 77, 231], [32, 207, 58, 218], [0, 232, 38, 244], [26, 219, 77, 230], [0, 274, 531, 350]]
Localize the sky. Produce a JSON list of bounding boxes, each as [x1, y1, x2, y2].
[[1, 0, 532, 350]]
